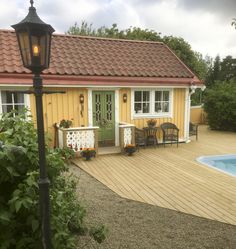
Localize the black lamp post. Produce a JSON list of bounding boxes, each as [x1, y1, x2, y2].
[[12, 1, 54, 248]]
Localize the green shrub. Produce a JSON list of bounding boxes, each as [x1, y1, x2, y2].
[[204, 81, 236, 131], [0, 110, 106, 249]]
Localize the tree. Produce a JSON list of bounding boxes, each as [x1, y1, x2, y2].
[[205, 55, 236, 88], [204, 81, 236, 131], [220, 56, 236, 81], [232, 18, 236, 29]]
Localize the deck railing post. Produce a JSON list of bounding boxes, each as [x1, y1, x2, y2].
[[94, 128, 99, 156], [62, 129, 67, 148], [119, 127, 124, 152], [131, 126, 135, 145]]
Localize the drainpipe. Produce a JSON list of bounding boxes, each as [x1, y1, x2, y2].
[[186, 84, 197, 142]]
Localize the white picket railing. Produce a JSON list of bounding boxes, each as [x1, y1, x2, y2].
[[57, 126, 99, 155], [119, 122, 135, 150]]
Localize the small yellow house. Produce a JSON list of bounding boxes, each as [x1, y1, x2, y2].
[[0, 29, 202, 151]]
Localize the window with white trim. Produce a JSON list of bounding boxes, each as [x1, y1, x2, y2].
[[133, 89, 172, 118], [134, 91, 150, 114], [155, 90, 170, 113], [1, 91, 26, 115]]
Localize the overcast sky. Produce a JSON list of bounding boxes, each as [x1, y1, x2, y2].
[[1, 0, 236, 58]]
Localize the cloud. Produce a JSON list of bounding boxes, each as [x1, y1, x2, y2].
[[178, 0, 236, 19], [1, 0, 236, 58], [89, 0, 142, 29]]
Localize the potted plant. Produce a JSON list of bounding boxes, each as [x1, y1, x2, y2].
[[80, 148, 96, 161], [59, 119, 72, 128], [124, 144, 137, 156], [147, 119, 157, 128]]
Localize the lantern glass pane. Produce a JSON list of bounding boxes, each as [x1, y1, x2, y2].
[[18, 31, 31, 66], [40, 35, 46, 66], [31, 35, 40, 57]]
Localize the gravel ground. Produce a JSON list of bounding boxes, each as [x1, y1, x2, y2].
[[70, 165, 236, 249]]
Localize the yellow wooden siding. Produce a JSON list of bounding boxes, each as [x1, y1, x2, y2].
[[119, 88, 186, 139], [30, 87, 187, 145], [30, 88, 88, 144]]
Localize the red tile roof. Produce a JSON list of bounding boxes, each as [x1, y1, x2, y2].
[[0, 29, 197, 79]]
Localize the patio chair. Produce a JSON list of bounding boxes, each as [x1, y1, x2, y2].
[[189, 122, 198, 140], [143, 127, 158, 148], [135, 128, 146, 150], [161, 122, 179, 147]]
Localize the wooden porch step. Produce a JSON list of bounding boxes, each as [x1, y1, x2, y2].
[[98, 146, 121, 155]]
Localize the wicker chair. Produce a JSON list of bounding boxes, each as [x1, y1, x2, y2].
[[143, 127, 158, 147], [135, 128, 146, 150], [189, 122, 198, 140], [161, 122, 179, 147]]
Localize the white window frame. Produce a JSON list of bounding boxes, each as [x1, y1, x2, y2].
[[0, 90, 30, 115], [131, 88, 173, 119]]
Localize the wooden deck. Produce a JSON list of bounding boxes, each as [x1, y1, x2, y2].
[[74, 126, 236, 225]]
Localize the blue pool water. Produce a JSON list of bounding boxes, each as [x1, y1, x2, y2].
[[197, 154, 236, 177]]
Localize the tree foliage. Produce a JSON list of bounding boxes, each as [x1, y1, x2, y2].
[[204, 81, 236, 131], [232, 18, 236, 29], [205, 55, 236, 88], [0, 110, 106, 249]]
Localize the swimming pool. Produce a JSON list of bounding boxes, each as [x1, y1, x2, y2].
[[197, 154, 236, 177]]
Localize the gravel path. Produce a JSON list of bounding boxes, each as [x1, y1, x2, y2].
[[71, 165, 236, 249]]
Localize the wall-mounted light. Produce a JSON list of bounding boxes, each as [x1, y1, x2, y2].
[[80, 94, 84, 117], [79, 94, 84, 104], [123, 93, 127, 103]]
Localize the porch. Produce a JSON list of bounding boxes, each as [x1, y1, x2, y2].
[[56, 122, 135, 155], [73, 126, 236, 225]]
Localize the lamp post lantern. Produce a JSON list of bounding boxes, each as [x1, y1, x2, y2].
[[12, 1, 54, 248]]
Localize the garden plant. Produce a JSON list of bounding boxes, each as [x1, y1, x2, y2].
[[0, 110, 106, 249]]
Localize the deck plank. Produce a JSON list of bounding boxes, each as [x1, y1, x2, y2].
[[74, 126, 236, 225]]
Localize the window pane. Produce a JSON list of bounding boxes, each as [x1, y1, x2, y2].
[[163, 102, 169, 112], [143, 91, 150, 101], [14, 93, 24, 104], [135, 91, 141, 101], [1, 92, 25, 114], [143, 103, 150, 113], [155, 102, 162, 112], [14, 105, 25, 112], [1, 92, 12, 104], [134, 103, 142, 113], [2, 105, 13, 113], [163, 91, 169, 101], [155, 91, 161, 101]]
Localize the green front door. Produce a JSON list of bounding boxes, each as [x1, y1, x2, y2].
[[92, 91, 115, 146]]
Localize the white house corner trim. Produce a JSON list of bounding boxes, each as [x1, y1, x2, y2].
[[88, 89, 93, 126], [115, 90, 119, 146], [0, 90, 2, 114], [131, 89, 134, 120], [184, 88, 190, 142]]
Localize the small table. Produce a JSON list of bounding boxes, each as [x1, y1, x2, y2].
[[143, 127, 159, 147]]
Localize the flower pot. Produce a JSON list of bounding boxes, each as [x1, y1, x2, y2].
[[85, 155, 91, 161], [125, 146, 137, 156], [81, 150, 96, 161]]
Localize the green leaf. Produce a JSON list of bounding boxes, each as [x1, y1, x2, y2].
[[15, 200, 22, 213], [32, 219, 39, 232], [0, 211, 11, 222]]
